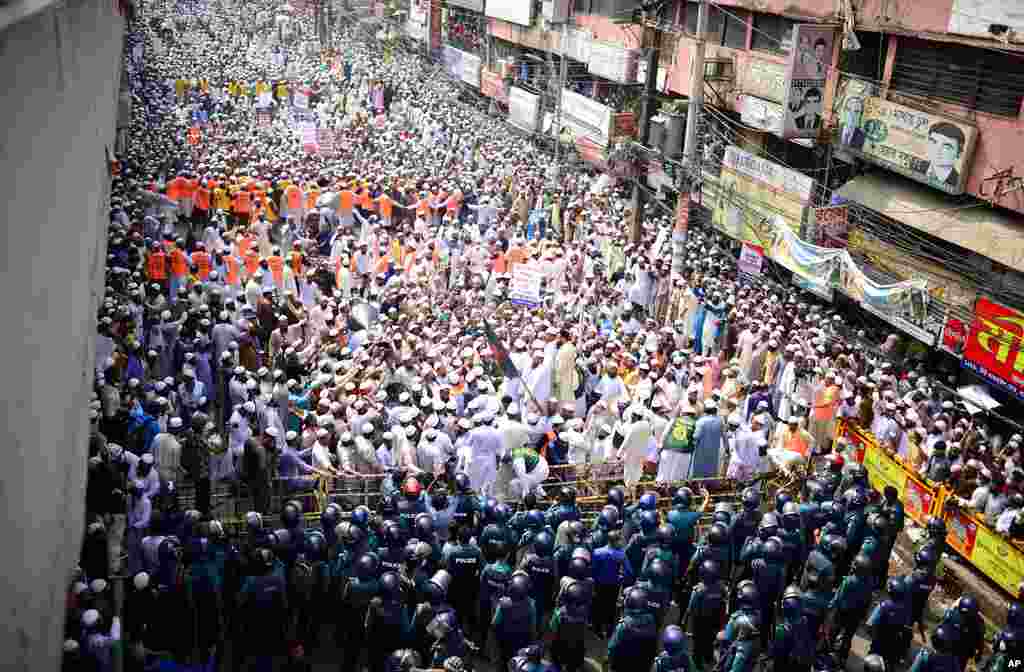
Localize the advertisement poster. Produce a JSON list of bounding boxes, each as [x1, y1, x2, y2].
[[738, 94, 784, 135], [903, 478, 934, 526], [781, 25, 836, 139], [793, 275, 834, 302], [510, 264, 543, 307], [963, 297, 1024, 400], [941, 313, 968, 356], [712, 145, 815, 246], [838, 96, 977, 195], [945, 509, 979, 558], [815, 205, 849, 248], [561, 88, 613, 144], [738, 244, 765, 276]]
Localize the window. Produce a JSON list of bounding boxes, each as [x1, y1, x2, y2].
[[751, 13, 795, 54], [838, 31, 884, 80], [891, 37, 1024, 117], [683, 3, 748, 49]]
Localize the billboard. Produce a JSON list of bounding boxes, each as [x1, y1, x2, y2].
[[963, 297, 1024, 400], [508, 86, 540, 132], [781, 24, 836, 139], [485, 0, 532, 26], [837, 96, 978, 195]]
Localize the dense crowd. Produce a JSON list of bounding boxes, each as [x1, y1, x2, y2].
[[68, 0, 1024, 670]]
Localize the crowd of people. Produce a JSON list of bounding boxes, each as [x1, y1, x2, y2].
[[67, 0, 1024, 670]]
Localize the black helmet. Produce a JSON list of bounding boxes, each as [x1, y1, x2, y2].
[[534, 530, 555, 557], [454, 472, 471, 493], [931, 624, 956, 653], [281, 500, 303, 527], [1009, 602, 1024, 629], [385, 521, 405, 547], [775, 492, 792, 513], [851, 553, 873, 577], [736, 580, 759, 609], [862, 655, 886, 672], [431, 492, 449, 511], [507, 572, 531, 600], [351, 505, 371, 529], [624, 586, 649, 612], [522, 492, 538, 509], [608, 486, 625, 509], [255, 547, 275, 571], [869, 512, 890, 537], [639, 491, 658, 510], [927, 516, 947, 538], [824, 534, 848, 562], [843, 488, 866, 509], [957, 595, 979, 615], [568, 557, 589, 580], [563, 580, 587, 607], [699, 559, 721, 583], [380, 571, 401, 599], [673, 487, 693, 508], [886, 576, 907, 600], [559, 487, 576, 505], [708, 522, 728, 546], [356, 552, 380, 579], [305, 531, 326, 560], [599, 506, 621, 530], [759, 513, 780, 538], [320, 503, 342, 531], [741, 487, 759, 511], [915, 546, 937, 569], [763, 537, 784, 563], [662, 625, 686, 654], [656, 524, 675, 546], [415, 513, 434, 540]]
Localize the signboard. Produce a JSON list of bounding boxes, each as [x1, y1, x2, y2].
[[508, 87, 540, 132], [950, 510, 1024, 598], [941, 312, 968, 356], [481, 70, 509, 104], [461, 52, 482, 88], [837, 96, 978, 195], [903, 477, 935, 526], [447, 0, 483, 11], [794, 275, 834, 302], [407, 0, 427, 40], [485, 0, 533, 27], [588, 42, 640, 83], [442, 46, 463, 80], [814, 205, 849, 248], [711, 145, 815, 246], [562, 28, 593, 64], [510, 263, 543, 307], [561, 88, 613, 144], [948, 0, 1024, 41], [963, 297, 1024, 400], [738, 244, 764, 276], [742, 58, 787, 104], [737, 94, 783, 135], [781, 24, 836, 139], [860, 299, 938, 347]]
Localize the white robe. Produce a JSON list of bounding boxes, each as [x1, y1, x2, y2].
[[619, 419, 652, 489]]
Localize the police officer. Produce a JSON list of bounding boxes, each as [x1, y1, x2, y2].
[[639, 557, 674, 630], [547, 486, 581, 530], [772, 586, 815, 672], [829, 553, 875, 663], [750, 536, 786, 649], [425, 610, 470, 668], [443, 525, 483, 643], [729, 488, 762, 586], [556, 520, 590, 579], [451, 472, 480, 538], [666, 487, 708, 583], [908, 624, 961, 672], [687, 522, 732, 596], [235, 548, 288, 672], [861, 511, 891, 588], [381, 521, 409, 574], [939, 595, 985, 672], [593, 529, 634, 637], [867, 576, 912, 671], [341, 553, 382, 672], [624, 491, 660, 540], [491, 571, 538, 671], [519, 529, 556, 632], [609, 586, 660, 672], [716, 607, 760, 672], [411, 570, 454, 661], [293, 529, 329, 654], [820, 453, 845, 499], [842, 488, 869, 574], [681, 559, 726, 670], [652, 625, 694, 672], [918, 516, 947, 574], [366, 571, 413, 672], [509, 643, 559, 672], [909, 551, 938, 643], [478, 540, 513, 655], [780, 501, 806, 585], [549, 580, 590, 672]]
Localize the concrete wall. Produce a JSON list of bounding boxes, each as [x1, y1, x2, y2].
[[0, 0, 122, 668]]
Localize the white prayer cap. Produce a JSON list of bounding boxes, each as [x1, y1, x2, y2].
[[362, 423, 374, 434], [133, 572, 150, 590], [81, 610, 100, 628]]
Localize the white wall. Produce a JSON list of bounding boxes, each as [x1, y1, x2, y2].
[[0, 0, 122, 668]]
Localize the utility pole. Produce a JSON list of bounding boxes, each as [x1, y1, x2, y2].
[[552, 21, 568, 183], [630, 11, 662, 243], [671, 0, 706, 275]]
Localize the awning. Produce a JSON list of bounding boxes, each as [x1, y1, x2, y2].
[[836, 174, 1024, 270]]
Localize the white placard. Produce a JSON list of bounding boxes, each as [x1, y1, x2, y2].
[[293, 89, 309, 109], [485, 0, 533, 26], [738, 243, 764, 276], [561, 88, 612, 143], [588, 41, 640, 83], [508, 87, 540, 132], [461, 52, 482, 88], [510, 264, 544, 307]]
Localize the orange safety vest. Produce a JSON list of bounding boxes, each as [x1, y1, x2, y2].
[[289, 251, 303, 276], [814, 385, 840, 422], [224, 255, 241, 286], [305, 188, 320, 212], [374, 255, 390, 275], [166, 177, 186, 201], [192, 251, 211, 280], [234, 190, 252, 214], [169, 249, 188, 278], [195, 187, 211, 211], [267, 255, 285, 287], [285, 185, 303, 211], [493, 252, 507, 274], [416, 198, 430, 218], [784, 429, 811, 457], [244, 250, 261, 276], [182, 179, 197, 202], [339, 189, 355, 213], [147, 252, 167, 280], [237, 235, 254, 259], [376, 195, 393, 220], [358, 190, 373, 211]]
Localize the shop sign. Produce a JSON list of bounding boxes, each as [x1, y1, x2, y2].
[[561, 88, 612, 143], [781, 24, 837, 139], [508, 86, 540, 132], [860, 300, 937, 347], [963, 297, 1024, 400], [588, 41, 640, 84], [447, 0, 484, 12], [737, 94, 783, 135], [837, 96, 977, 195], [461, 52, 482, 88], [940, 312, 968, 356], [741, 57, 787, 103], [485, 0, 533, 27], [481, 70, 508, 104], [562, 28, 593, 64]]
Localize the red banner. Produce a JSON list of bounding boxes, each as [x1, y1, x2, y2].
[[963, 297, 1024, 400], [945, 508, 979, 558], [941, 313, 968, 356]]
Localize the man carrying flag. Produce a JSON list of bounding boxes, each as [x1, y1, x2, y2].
[[483, 318, 519, 381]]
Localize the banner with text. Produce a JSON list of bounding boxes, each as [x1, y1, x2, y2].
[[963, 297, 1024, 401], [781, 24, 836, 139]]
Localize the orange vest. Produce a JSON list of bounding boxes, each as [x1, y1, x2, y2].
[[285, 185, 303, 211], [147, 252, 167, 280], [234, 190, 252, 214], [416, 198, 430, 218], [181, 179, 197, 201], [224, 255, 241, 286], [192, 251, 211, 280], [237, 235, 254, 259], [289, 251, 303, 276], [305, 188, 320, 211], [358, 190, 373, 211], [374, 255, 390, 275], [493, 252, 507, 274], [169, 249, 188, 278], [376, 195, 393, 219], [784, 429, 811, 457], [339, 189, 355, 213], [244, 250, 261, 276], [267, 255, 285, 287], [814, 385, 840, 422], [195, 187, 211, 211], [167, 176, 187, 201]]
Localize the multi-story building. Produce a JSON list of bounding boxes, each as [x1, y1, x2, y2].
[[445, 0, 1024, 415]]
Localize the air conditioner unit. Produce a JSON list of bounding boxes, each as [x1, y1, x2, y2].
[[542, 0, 571, 23]]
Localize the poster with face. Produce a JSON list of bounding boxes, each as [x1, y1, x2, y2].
[[781, 25, 837, 139]]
